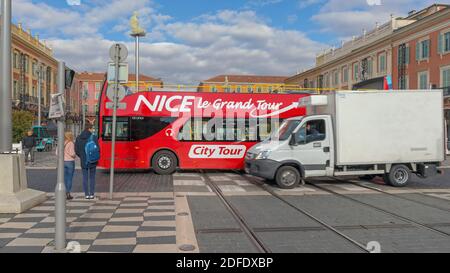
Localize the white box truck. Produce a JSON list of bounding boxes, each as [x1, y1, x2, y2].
[[245, 90, 446, 188]]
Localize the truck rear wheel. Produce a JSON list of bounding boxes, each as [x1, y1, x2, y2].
[[386, 165, 411, 187], [152, 150, 177, 175], [275, 166, 300, 189]]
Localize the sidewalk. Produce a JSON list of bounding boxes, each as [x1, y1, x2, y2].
[[0, 192, 198, 253]]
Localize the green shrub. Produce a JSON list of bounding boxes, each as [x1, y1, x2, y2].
[[12, 110, 35, 143]]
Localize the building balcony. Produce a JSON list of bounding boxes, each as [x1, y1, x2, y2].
[[315, 17, 417, 67], [316, 22, 393, 66], [14, 94, 46, 108], [443, 86, 450, 97]]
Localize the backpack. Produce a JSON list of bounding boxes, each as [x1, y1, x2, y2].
[[85, 135, 100, 165]]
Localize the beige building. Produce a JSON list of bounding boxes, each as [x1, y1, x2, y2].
[[10, 23, 58, 118], [285, 5, 449, 91], [198, 75, 288, 93]]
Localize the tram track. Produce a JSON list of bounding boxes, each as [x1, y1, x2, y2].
[[343, 178, 450, 213], [230, 171, 370, 253], [305, 178, 450, 238], [199, 170, 271, 253], [192, 170, 450, 253]]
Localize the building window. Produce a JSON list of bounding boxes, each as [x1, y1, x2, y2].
[[32, 61, 38, 77], [13, 81, 18, 99], [416, 39, 430, 60], [95, 82, 101, 91], [353, 63, 359, 81], [333, 70, 339, 86], [236, 86, 241, 93], [441, 66, 450, 88], [378, 54, 386, 73], [325, 74, 330, 87], [210, 86, 217, 93], [247, 86, 253, 93], [342, 66, 348, 83], [398, 45, 410, 65], [366, 58, 373, 78], [95, 92, 100, 100], [439, 32, 450, 54], [24, 55, 29, 73], [418, 71, 429, 89], [445, 32, 450, 52], [257, 86, 262, 93], [399, 75, 409, 90], [13, 52, 19, 69]]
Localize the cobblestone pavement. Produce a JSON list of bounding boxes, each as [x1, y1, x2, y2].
[[0, 192, 197, 253], [1, 156, 449, 253]]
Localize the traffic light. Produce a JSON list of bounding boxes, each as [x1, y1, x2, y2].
[[65, 67, 76, 89]]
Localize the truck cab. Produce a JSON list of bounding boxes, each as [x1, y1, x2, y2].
[[245, 115, 335, 188]]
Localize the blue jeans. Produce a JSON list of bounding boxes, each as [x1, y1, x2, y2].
[[64, 161, 75, 193], [82, 167, 97, 196]]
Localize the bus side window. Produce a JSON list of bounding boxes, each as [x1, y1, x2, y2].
[[130, 117, 177, 141], [102, 117, 130, 141]]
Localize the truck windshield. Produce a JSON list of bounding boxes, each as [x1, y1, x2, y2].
[[272, 120, 301, 141]]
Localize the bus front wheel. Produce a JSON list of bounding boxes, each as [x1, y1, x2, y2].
[[152, 150, 178, 175]]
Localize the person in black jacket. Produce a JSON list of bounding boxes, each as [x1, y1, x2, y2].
[[75, 124, 99, 200], [22, 130, 36, 164]]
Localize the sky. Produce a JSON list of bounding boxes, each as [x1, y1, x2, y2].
[[9, 0, 439, 84]]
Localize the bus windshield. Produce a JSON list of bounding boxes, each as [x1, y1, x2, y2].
[[271, 119, 302, 141]]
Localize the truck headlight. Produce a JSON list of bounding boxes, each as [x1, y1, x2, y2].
[[255, 150, 271, 160]]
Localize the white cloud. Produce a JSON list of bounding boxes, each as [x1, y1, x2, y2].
[[47, 10, 325, 84], [312, 0, 437, 37], [298, 0, 324, 9], [13, 0, 155, 38], [246, 0, 283, 8]]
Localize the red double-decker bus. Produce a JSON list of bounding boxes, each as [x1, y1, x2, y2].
[[97, 82, 308, 174]]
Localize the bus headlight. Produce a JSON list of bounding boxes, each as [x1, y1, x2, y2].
[[255, 150, 271, 160]]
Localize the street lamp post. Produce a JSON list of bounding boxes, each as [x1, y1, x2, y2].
[[36, 65, 43, 127], [55, 61, 66, 251], [0, 0, 12, 153], [130, 12, 146, 92], [0, 0, 46, 215]]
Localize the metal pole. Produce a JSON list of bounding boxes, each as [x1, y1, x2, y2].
[[135, 36, 139, 91], [82, 87, 86, 131], [82, 102, 86, 130], [55, 61, 66, 251], [0, 0, 12, 153], [109, 44, 121, 200], [37, 67, 42, 126]]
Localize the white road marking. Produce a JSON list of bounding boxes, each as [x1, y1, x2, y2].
[[173, 180, 206, 186], [217, 185, 246, 192]]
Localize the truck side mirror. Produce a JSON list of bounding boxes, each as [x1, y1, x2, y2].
[[289, 133, 298, 146]]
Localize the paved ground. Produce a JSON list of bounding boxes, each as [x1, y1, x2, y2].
[[0, 193, 184, 253], [0, 151, 449, 253]]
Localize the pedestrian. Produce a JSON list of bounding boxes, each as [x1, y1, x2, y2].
[[63, 132, 76, 200], [75, 124, 100, 200], [22, 130, 36, 165]]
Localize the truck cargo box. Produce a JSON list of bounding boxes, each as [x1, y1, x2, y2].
[[311, 91, 445, 165]]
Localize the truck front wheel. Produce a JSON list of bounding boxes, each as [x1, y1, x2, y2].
[[385, 165, 411, 187], [275, 166, 300, 189]]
